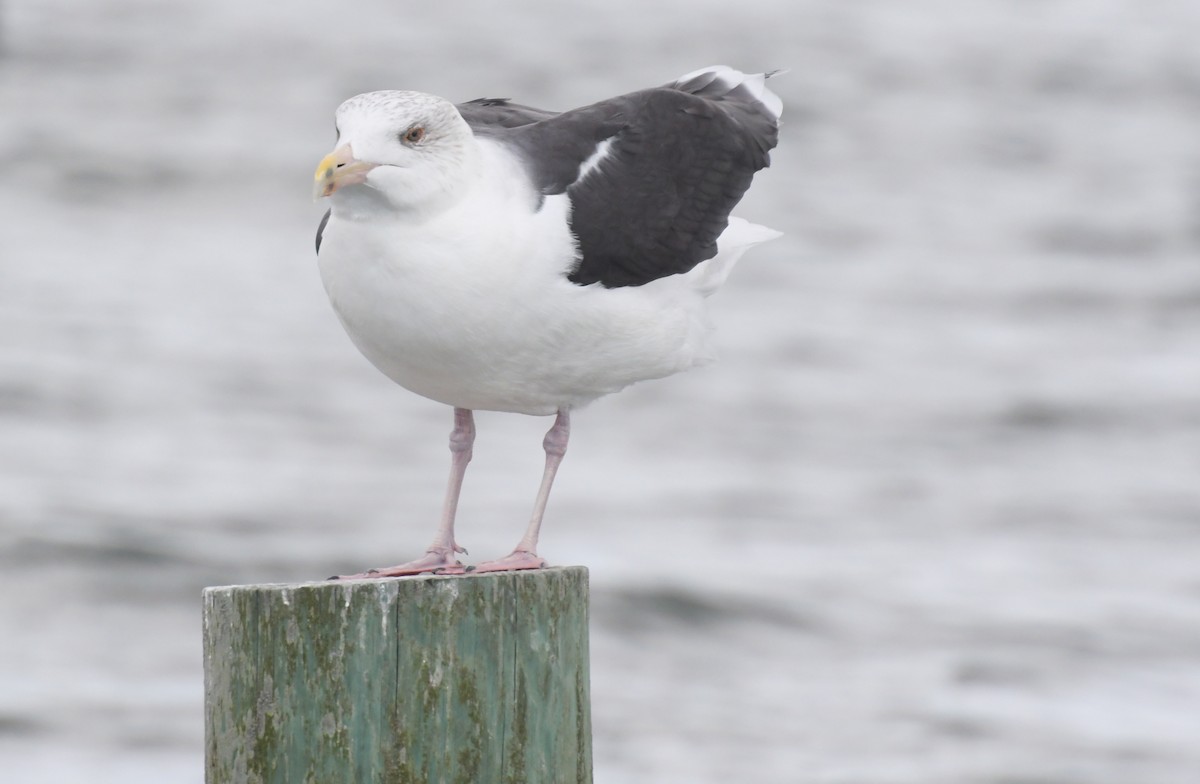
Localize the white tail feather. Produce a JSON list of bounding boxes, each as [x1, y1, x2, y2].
[[688, 217, 783, 297]]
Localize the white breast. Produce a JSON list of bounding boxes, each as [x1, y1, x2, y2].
[[317, 140, 725, 415]]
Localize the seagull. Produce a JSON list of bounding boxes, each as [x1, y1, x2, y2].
[[313, 65, 782, 577]]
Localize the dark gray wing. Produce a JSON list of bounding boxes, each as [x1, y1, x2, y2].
[[479, 82, 779, 288], [457, 98, 558, 129]]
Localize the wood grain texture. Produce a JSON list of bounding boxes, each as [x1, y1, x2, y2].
[[203, 567, 591, 784]]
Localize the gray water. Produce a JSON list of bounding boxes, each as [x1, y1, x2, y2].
[[3, 1, 1199, 782]]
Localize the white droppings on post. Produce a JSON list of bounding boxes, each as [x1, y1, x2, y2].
[[377, 581, 392, 634]]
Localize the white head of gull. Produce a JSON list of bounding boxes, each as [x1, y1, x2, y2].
[[313, 65, 783, 577]]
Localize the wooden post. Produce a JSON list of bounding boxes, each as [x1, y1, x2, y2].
[[203, 566, 592, 784]]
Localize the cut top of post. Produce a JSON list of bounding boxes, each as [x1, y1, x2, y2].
[[203, 567, 592, 784]]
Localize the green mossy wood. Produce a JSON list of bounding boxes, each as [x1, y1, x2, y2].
[[203, 566, 592, 784]]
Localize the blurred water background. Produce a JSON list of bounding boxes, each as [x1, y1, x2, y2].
[[2, 1, 1199, 782]]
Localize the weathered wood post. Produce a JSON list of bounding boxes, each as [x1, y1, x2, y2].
[[203, 566, 591, 784]]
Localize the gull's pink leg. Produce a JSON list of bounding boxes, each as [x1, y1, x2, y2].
[[473, 409, 570, 573], [334, 408, 474, 579]]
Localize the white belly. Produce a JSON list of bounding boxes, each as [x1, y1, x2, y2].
[[316, 194, 711, 415]]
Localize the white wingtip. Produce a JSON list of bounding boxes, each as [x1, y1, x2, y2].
[[673, 65, 784, 120]]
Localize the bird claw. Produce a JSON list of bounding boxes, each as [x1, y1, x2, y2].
[[331, 550, 464, 579], [469, 550, 547, 574]]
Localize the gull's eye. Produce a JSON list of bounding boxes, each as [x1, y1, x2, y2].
[[402, 126, 426, 144]]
